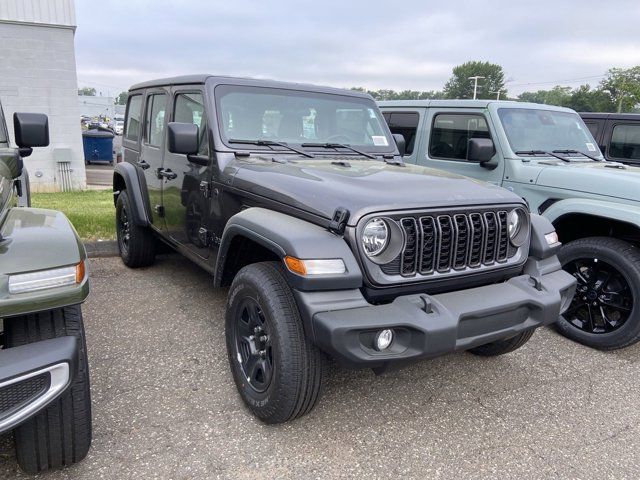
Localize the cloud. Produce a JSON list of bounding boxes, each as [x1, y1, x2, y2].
[[74, 0, 638, 96]]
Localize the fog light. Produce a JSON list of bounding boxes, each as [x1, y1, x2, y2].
[[374, 329, 394, 351]]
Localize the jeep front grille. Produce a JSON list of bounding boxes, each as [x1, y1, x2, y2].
[[379, 207, 521, 278]]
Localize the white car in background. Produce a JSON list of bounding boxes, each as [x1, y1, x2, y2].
[[114, 119, 124, 135]]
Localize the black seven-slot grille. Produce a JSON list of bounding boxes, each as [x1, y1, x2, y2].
[[0, 373, 49, 418], [382, 208, 517, 278]]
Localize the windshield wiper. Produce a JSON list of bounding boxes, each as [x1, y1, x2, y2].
[[515, 150, 570, 162], [552, 149, 603, 162], [228, 139, 314, 158], [301, 142, 376, 159]]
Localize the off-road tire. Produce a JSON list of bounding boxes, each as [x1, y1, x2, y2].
[[116, 190, 156, 268], [468, 330, 535, 357], [4, 305, 92, 474], [557, 237, 640, 350], [225, 262, 328, 424]]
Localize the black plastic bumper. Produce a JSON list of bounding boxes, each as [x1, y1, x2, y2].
[[0, 336, 77, 433], [309, 269, 576, 368]]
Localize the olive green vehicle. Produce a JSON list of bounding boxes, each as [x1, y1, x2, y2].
[[0, 106, 91, 473]]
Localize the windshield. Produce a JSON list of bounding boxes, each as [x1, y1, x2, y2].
[[215, 85, 394, 153], [498, 108, 601, 157]]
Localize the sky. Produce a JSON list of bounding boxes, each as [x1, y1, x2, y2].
[[74, 0, 640, 98]]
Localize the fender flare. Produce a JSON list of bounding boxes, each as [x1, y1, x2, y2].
[[214, 207, 362, 291], [543, 198, 640, 230], [113, 162, 151, 227]]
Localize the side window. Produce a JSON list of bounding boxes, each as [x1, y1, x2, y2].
[[584, 121, 599, 138], [429, 113, 491, 161], [144, 94, 167, 147], [174, 92, 209, 155], [610, 124, 640, 161], [387, 112, 419, 155], [124, 94, 142, 141]]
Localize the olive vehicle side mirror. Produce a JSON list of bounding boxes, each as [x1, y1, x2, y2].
[[392, 133, 406, 157], [467, 138, 495, 163], [13, 112, 49, 158]]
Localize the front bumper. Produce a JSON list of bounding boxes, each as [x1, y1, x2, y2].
[[309, 268, 576, 368], [0, 336, 77, 433]]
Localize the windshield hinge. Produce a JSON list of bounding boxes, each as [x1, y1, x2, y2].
[[328, 207, 350, 235]]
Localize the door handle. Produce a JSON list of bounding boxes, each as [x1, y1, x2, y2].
[[137, 159, 150, 170], [156, 168, 178, 180]]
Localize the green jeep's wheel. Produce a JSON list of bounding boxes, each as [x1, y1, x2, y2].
[[116, 190, 156, 268], [225, 262, 328, 424], [557, 237, 640, 350], [4, 305, 92, 474]]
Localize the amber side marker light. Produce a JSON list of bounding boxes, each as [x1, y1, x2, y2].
[[284, 256, 346, 276], [8, 260, 86, 294]]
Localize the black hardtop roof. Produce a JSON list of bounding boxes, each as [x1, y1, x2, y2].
[[579, 112, 640, 120], [129, 75, 372, 99]]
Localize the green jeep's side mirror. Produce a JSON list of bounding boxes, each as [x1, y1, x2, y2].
[[0, 150, 24, 179], [392, 133, 406, 157], [467, 138, 495, 163]]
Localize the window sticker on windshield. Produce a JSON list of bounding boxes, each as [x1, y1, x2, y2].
[[586, 142, 596, 151], [372, 135, 388, 146]]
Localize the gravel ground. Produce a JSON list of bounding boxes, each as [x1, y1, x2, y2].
[[2, 255, 640, 479]]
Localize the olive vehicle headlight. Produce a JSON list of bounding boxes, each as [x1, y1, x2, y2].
[[507, 208, 529, 247], [361, 218, 389, 257]]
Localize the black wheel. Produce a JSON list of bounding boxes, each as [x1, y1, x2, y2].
[[557, 237, 640, 350], [4, 305, 92, 474], [468, 330, 534, 356], [116, 190, 156, 268], [225, 262, 328, 424]]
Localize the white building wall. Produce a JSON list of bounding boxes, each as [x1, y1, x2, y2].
[[0, 0, 84, 191]]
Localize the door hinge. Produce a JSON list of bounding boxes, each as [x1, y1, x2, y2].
[[199, 181, 211, 198], [154, 205, 165, 217], [328, 207, 350, 235]]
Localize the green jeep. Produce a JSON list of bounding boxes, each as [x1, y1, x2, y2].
[[380, 100, 640, 350], [0, 106, 91, 473]]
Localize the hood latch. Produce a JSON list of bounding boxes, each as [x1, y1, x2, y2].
[[328, 207, 350, 235]]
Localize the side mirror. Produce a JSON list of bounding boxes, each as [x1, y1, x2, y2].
[[392, 133, 406, 157], [13, 113, 49, 158], [167, 122, 199, 155], [467, 138, 495, 163], [0, 150, 24, 179]]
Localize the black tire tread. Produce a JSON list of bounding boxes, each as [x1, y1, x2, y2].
[[116, 190, 156, 268], [4, 305, 92, 474], [226, 262, 328, 423], [558, 236, 640, 350], [468, 329, 535, 357]]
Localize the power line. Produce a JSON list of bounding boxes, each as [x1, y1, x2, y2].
[[509, 74, 606, 88]]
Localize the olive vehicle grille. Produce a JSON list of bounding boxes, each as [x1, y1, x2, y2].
[[0, 374, 48, 418], [380, 208, 518, 278]]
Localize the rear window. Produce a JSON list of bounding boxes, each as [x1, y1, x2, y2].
[[125, 95, 142, 141]]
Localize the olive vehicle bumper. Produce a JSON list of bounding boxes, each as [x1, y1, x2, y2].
[[0, 336, 77, 433], [309, 269, 576, 367]]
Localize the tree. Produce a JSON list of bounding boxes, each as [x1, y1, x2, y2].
[[115, 91, 128, 105], [443, 61, 507, 100], [350, 87, 443, 100], [599, 66, 640, 113], [77, 86, 96, 96], [566, 85, 616, 112]]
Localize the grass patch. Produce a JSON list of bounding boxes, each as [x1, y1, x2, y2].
[[32, 190, 116, 241]]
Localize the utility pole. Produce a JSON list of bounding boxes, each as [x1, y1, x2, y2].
[[469, 76, 485, 100], [490, 91, 501, 100]]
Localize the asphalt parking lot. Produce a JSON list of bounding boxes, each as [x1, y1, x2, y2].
[[2, 255, 640, 479]]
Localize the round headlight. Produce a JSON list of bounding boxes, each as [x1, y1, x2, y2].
[[362, 218, 388, 257], [507, 209, 528, 246]]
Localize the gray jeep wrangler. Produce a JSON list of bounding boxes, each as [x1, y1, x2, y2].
[[114, 76, 575, 424], [380, 100, 640, 350], [0, 105, 91, 473]]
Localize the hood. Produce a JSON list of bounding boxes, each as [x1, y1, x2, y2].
[[535, 161, 640, 202], [231, 156, 522, 224]]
